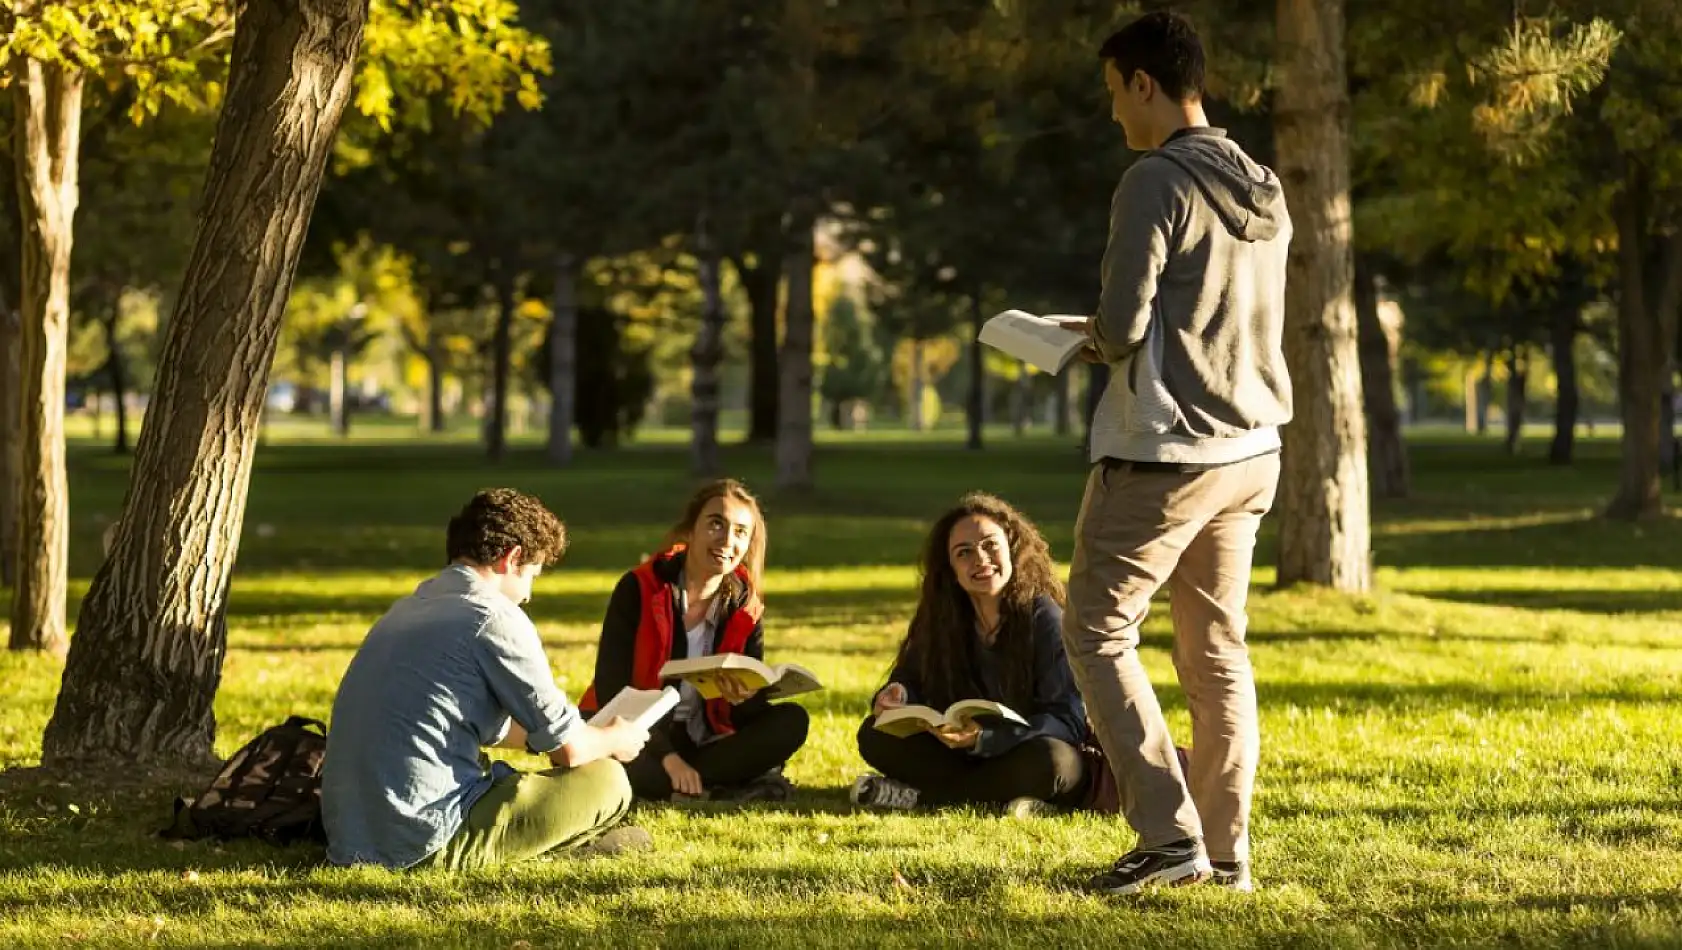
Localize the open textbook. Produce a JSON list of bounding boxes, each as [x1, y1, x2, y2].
[[873, 699, 1028, 739], [659, 653, 823, 701], [588, 685, 681, 729], [978, 309, 1091, 375]]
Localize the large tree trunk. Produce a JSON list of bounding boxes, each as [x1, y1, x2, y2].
[[0, 296, 19, 590], [10, 49, 83, 654], [1503, 345, 1528, 456], [775, 209, 816, 490], [41, 0, 368, 765], [0, 142, 19, 591], [102, 298, 130, 455], [1548, 307, 1579, 465], [486, 268, 516, 461], [546, 251, 576, 465], [1354, 258, 1408, 498], [734, 229, 783, 444], [1012, 360, 1030, 437], [691, 217, 725, 476], [1606, 163, 1681, 520], [1273, 0, 1371, 592], [966, 294, 985, 451]]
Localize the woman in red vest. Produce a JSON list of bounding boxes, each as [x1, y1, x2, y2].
[[581, 478, 809, 802], [850, 492, 1089, 816]]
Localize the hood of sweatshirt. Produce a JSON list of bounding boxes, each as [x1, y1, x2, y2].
[[1153, 128, 1287, 242]]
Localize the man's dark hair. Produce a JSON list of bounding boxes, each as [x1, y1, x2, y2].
[[446, 488, 567, 568], [1098, 11, 1205, 102]]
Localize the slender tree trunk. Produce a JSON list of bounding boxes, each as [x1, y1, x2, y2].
[[10, 48, 83, 654], [967, 294, 986, 451], [41, 0, 368, 765], [0, 297, 19, 590], [425, 344, 446, 434], [1502, 345, 1528, 455], [1354, 258, 1408, 498], [103, 299, 130, 455], [907, 338, 926, 431], [329, 342, 349, 436], [691, 215, 725, 476], [775, 208, 816, 490], [1273, 0, 1371, 592], [486, 268, 516, 462], [734, 229, 782, 444], [1549, 309, 1579, 465], [547, 251, 577, 465], [1606, 164, 1679, 521], [1476, 350, 1495, 435]]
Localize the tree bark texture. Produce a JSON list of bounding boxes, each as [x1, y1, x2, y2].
[[486, 268, 516, 461], [966, 295, 985, 451], [9, 47, 83, 654], [1273, 0, 1372, 592], [734, 231, 783, 444], [41, 0, 369, 765], [1606, 161, 1681, 521], [0, 294, 19, 590]]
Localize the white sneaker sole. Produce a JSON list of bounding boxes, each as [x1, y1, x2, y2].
[[1099, 856, 1212, 895]]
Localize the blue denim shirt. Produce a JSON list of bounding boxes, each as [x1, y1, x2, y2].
[[321, 565, 582, 868]]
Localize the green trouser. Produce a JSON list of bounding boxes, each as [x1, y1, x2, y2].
[[419, 758, 633, 871]]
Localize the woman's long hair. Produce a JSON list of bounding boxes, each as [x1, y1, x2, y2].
[[891, 492, 1064, 711], [661, 478, 769, 600]]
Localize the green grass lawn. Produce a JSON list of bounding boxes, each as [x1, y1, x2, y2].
[[3, 432, 1681, 948]]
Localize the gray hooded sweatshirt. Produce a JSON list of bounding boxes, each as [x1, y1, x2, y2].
[[1088, 127, 1294, 465]]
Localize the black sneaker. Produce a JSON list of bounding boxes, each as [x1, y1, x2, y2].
[[712, 768, 793, 804], [1087, 838, 1211, 895], [1210, 860, 1253, 892]]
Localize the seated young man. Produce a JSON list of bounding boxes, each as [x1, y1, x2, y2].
[[322, 488, 651, 871]]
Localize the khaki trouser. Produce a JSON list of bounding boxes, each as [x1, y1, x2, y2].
[[419, 759, 633, 872], [1061, 452, 1280, 863]]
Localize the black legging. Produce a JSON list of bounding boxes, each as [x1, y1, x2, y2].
[[856, 716, 1087, 807], [625, 703, 809, 800]]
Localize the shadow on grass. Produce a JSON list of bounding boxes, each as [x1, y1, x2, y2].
[[1410, 587, 1682, 617]]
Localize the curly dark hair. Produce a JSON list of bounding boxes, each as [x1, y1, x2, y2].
[[445, 488, 567, 568], [890, 492, 1065, 711]]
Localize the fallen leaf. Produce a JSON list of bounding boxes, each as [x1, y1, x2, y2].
[[814, 832, 830, 844], [168, 841, 187, 851], [892, 868, 915, 892], [182, 870, 200, 883], [511, 942, 532, 950]]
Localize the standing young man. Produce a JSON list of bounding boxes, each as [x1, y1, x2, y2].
[[1061, 12, 1294, 894], [322, 488, 651, 870]]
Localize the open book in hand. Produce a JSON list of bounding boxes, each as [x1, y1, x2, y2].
[[659, 653, 823, 701], [587, 685, 680, 729], [978, 309, 1092, 375], [873, 699, 1028, 739]]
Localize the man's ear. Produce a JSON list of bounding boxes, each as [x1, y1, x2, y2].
[[498, 545, 526, 573]]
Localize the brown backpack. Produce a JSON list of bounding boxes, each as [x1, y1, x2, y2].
[[160, 716, 328, 846]]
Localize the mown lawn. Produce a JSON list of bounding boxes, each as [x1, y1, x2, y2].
[[2, 431, 1680, 949]]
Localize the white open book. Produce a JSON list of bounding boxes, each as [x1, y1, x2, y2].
[[659, 653, 823, 701], [587, 686, 680, 729], [873, 699, 1028, 739], [978, 309, 1091, 375]]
